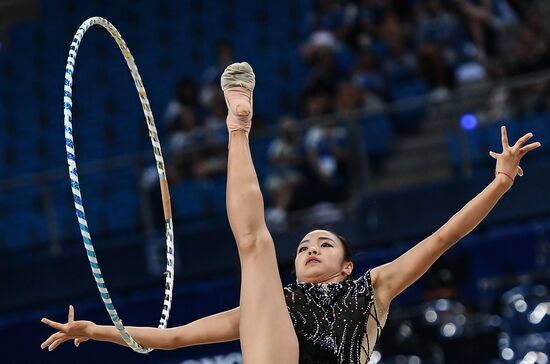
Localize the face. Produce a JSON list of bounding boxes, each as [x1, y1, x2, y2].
[[294, 230, 353, 284]]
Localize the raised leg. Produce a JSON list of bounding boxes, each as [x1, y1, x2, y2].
[[222, 63, 299, 364]]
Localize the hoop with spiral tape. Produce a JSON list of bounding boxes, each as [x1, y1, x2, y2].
[[63, 16, 175, 354]]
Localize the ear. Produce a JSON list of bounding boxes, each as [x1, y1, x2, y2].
[[342, 261, 353, 276]]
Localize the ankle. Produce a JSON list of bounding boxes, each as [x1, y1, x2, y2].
[[230, 130, 248, 138]]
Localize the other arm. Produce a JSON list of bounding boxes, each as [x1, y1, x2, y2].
[[41, 305, 240, 351], [371, 127, 541, 306]]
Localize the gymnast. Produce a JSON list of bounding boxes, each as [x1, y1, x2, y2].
[[41, 62, 541, 363]]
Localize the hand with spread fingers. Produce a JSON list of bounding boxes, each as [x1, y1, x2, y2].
[[40, 305, 95, 351], [489, 125, 541, 185]]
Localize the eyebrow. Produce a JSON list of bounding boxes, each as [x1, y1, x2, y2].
[[298, 237, 336, 246]]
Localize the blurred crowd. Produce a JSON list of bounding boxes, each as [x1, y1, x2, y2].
[[152, 0, 550, 227]]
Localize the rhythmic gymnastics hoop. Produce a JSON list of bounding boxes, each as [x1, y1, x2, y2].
[[63, 16, 174, 354]]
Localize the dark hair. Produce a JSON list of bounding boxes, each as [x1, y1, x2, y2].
[[331, 230, 353, 263]]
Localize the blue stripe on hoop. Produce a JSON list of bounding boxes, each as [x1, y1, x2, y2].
[[64, 102, 72, 110], [73, 194, 82, 205], [76, 209, 85, 219], [70, 180, 79, 189], [79, 223, 88, 232], [101, 292, 110, 300], [66, 138, 74, 148]]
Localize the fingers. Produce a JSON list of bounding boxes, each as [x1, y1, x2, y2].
[[501, 125, 510, 150], [519, 141, 542, 156], [48, 336, 72, 351], [489, 151, 498, 159], [518, 166, 524, 177], [513, 132, 533, 151], [68, 305, 74, 323], [74, 337, 89, 347], [41, 318, 65, 331], [41, 331, 65, 349]]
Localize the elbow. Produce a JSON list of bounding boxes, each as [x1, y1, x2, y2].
[[164, 328, 186, 350], [433, 232, 459, 249]]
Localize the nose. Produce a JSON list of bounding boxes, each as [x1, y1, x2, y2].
[[308, 249, 318, 255]]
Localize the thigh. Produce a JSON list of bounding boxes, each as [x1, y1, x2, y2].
[[238, 239, 299, 364]]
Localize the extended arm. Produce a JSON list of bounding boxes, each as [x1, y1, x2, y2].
[[92, 307, 240, 349], [372, 127, 541, 306], [41, 305, 240, 351]]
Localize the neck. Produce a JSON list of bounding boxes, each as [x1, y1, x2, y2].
[[314, 271, 347, 284]]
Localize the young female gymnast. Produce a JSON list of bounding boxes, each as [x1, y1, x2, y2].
[[41, 62, 541, 363]]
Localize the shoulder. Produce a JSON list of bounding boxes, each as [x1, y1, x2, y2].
[[364, 267, 392, 313]]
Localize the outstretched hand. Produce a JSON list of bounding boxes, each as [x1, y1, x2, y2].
[[489, 126, 541, 182], [40, 305, 94, 351]]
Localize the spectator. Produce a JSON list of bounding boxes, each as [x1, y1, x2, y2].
[[383, 37, 419, 85], [455, 0, 518, 57], [351, 49, 385, 95], [513, 10, 550, 74], [301, 32, 342, 101], [200, 40, 235, 109], [194, 92, 228, 180], [304, 119, 350, 204], [415, 0, 463, 96], [335, 81, 365, 114], [164, 77, 201, 135], [265, 117, 306, 229]]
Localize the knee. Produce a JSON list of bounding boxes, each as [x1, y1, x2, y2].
[[236, 232, 274, 258]]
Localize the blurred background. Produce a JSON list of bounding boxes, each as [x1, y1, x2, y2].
[[1, 0, 550, 363]]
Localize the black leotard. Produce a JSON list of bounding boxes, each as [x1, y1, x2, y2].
[[284, 269, 386, 364]]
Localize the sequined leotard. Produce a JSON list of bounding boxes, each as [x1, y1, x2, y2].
[[284, 269, 388, 364]]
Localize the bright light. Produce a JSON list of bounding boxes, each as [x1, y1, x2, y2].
[[515, 299, 528, 313], [442, 323, 457, 337], [425, 309, 437, 323], [460, 113, 478, 130], [435, 299, 449, 310], [528, 303, 549, 324], [368, 350, 382, 364], [501, 348, 514, 360], [399, 322, 412, 337]]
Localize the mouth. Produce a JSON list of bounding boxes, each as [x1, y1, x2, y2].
[[306, 257, 321, 265]]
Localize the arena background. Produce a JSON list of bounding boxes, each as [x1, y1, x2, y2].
[[1, 0, 549, 363]]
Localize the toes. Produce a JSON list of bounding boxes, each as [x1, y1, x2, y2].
[[221, 62, 256, 91]]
